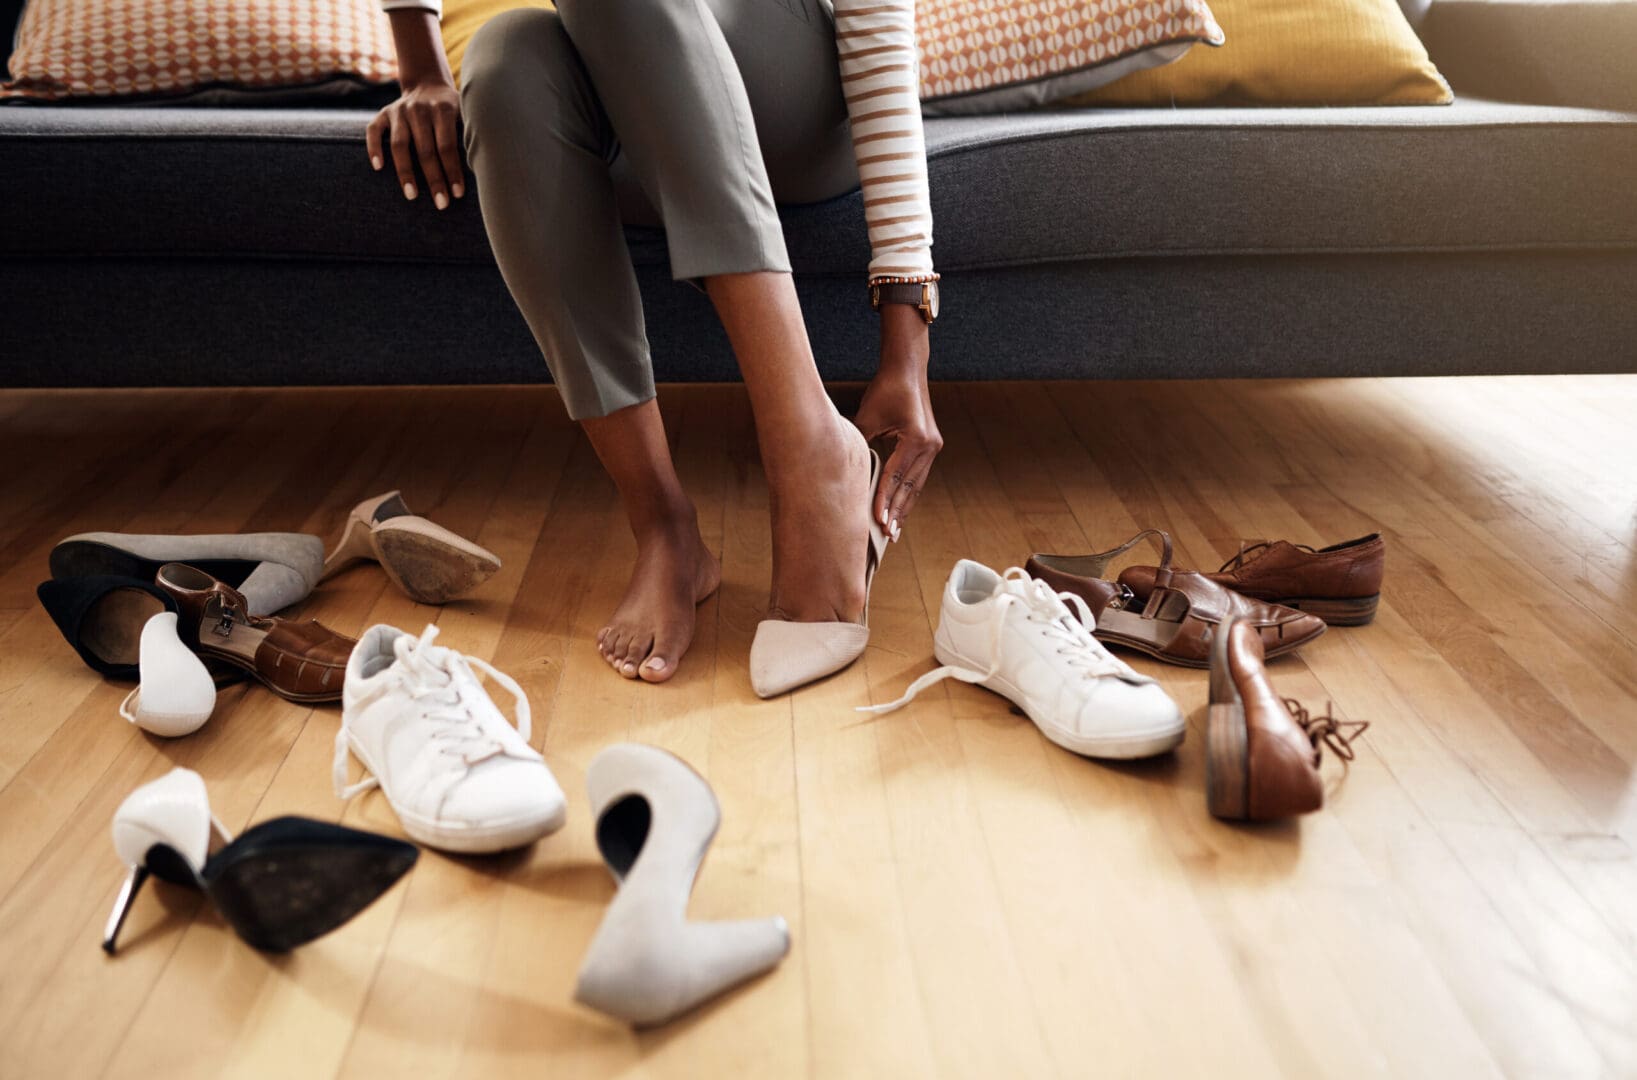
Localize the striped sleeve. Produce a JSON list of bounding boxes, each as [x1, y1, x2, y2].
[[832, 0, 936, 282], [381, 0, 442, 15]]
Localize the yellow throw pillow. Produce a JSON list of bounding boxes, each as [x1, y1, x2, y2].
[[1064, 0, 1451, 107], [442, 0, 553, 86]]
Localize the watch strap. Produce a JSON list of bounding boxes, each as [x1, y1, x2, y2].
[[873, 283, 929, 308]]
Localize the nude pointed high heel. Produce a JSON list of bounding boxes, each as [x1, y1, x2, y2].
[[103, 767, 417, 954], [748, 449, 888, 698], [322, 491, 501, 605], [573, 744, 791, 1027]]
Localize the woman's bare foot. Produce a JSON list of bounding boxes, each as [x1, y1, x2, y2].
[[597, 505, 720, 683], [764, 415, 872, 624]]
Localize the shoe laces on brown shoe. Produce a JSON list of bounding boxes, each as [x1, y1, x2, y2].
[[1219, 540, 1317, 574], [1282, 698, 1369, 765]]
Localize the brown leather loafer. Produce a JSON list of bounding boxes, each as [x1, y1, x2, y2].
[[1125, 534, 1384, 626], [1026, 530, 1326, 669], [157, 563, 355, 703], [1206, 615, 1367, 822]]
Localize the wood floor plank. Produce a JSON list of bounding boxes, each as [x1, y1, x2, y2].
[[0, 378, 1631, 1079]]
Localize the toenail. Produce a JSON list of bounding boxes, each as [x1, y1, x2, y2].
[[644, 658, 665, 672]]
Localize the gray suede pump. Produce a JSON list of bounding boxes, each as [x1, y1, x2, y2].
[[50, 531, 323, 616]]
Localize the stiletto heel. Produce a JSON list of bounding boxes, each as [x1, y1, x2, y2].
[[321, 491, 501, 604], [323, 514, 375, 577], [103, 768, 417, 955], [101, 866, 150, 954], [748, 449, 889, 698], [574, 744, 790, 1027]]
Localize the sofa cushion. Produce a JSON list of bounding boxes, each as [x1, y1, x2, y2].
[[1064, 0, 1450, 107], [917, 0, 1223, 115], [2, 0, 398, 101], [1, 98, 1633, 270]]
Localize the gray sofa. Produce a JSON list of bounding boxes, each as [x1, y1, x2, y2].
[[2, 0, 1634, 387]]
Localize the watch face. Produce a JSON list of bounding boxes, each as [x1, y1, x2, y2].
[[927, 283, 940, 321]]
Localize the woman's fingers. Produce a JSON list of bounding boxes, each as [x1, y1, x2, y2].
[[388, 109, 418, 200], [887, 449, 933, 535], [365, 111, 388, 171], [433, 104, 465, 199], [405, 108, 449, 209], [877, 438, 916, 530]]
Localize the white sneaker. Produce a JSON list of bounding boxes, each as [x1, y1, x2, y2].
[[863, 561, 1185, 759], [335, 624, 566, 853]]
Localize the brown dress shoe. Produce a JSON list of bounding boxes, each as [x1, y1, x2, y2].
[[1026, 530, 1326, 669], [1126, 534, 1384, 626], [1206, 615, 1367, 821], [157, 563, 355, 703]]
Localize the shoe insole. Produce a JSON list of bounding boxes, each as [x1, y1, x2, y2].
[[1095, 607, 1186, 652], [193, 614, 270, 664], [84, 589, 164, 667]]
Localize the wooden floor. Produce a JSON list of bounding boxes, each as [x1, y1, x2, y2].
[[1, 376, 1635, 1078]]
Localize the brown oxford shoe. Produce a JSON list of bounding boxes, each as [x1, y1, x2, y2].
[[1125, 534, 1385, 626], [1026, 530, 1327, 669], [157, 563, 355, 704], [1206, 615, 1367, 822]]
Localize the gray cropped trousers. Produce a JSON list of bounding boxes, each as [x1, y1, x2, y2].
[[460, 0, 859, 419]]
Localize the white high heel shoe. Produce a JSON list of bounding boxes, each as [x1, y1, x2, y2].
[[748, 449, 889, 698], [573, 744, 791, 1027], [118, 612, 215, 737], [104, 767, 417, 954]]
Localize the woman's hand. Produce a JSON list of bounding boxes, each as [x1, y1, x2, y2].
[[367, 10, 464, 210], [855, 303, 942, 540], [366, 77, 465, 209]]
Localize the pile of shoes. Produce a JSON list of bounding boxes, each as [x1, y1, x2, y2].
[[870, 530, 1381, 824], [41, 495, 785, 1027]]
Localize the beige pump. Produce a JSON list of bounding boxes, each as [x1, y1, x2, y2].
[[748, 450, 889, 698], [322, 491, 501, 605], [574, 744, 790, 1027]]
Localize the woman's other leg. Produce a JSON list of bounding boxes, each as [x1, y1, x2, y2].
[[462, 10, 718, 683], [556, 0, 874, 628]]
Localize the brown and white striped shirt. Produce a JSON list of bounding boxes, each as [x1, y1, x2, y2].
[[384, 0, 935, 283], [828, 0, 935, 283]]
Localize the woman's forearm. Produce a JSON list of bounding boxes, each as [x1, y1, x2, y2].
[[879, 304, 931, 377], [388, 9, 453, 89]]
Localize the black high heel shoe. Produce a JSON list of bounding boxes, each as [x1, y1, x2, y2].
[[103, 767, 418, 954], [37, 575, 172, 679]]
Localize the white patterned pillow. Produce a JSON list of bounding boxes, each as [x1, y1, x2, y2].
[[918, 0, 1225, 114], [1, 0, 397, 101]]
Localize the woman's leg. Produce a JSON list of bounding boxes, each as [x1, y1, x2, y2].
[[463, 10, 718, 682], [555, 0, 875, 625]]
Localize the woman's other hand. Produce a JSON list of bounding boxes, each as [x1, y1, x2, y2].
[[367, 9, 464, 210], [367, 79, 464, 209], [855, 303, 942, 540]]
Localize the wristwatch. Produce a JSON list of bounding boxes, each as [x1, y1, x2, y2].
[[870, 280, 940, 325]]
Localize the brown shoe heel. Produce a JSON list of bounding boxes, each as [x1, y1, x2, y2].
[[1206, 618, 1250, 821], [1286, 594, 1379, 627]]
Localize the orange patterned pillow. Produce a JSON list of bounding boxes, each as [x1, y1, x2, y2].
[[1, 0, 398, 101], [918, 0, 1225, 114]]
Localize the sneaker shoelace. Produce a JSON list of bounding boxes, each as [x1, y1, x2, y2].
[[334, 624, 532, 799], [1284, 697, 1369, 764], [860, 568, 1143, 716]]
